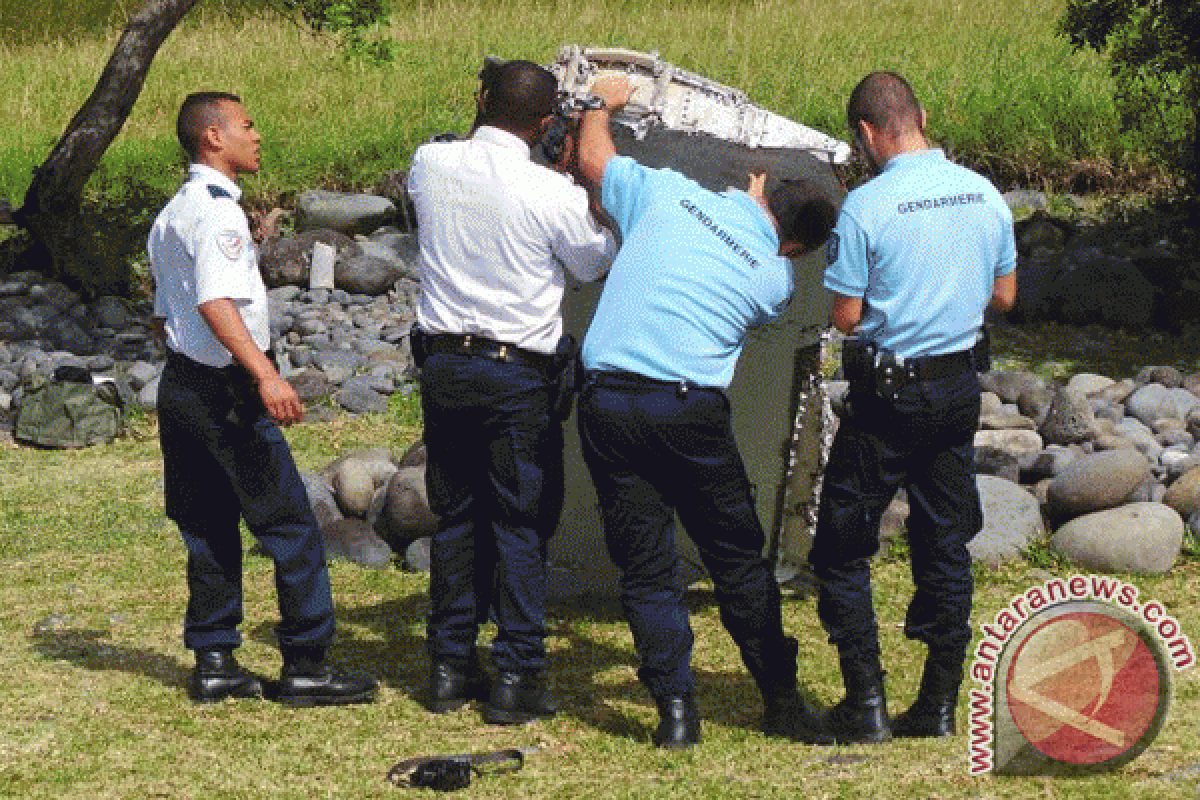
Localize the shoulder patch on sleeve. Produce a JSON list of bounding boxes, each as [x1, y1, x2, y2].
[[826, 231, 840, 265], [207, 184, 234, 200], [216, 229, 245, 261]]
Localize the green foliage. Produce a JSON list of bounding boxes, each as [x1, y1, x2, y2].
[[1061, 0, 1199, 193], [271, 0, 398, 63]]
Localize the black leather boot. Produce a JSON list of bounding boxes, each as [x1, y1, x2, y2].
[[761, 689, 834, 744], [892, 656, 963, 738], [277, 652, 378, 707], [189, 648, 264, 703], [427, 651, 490, 714], [652, 695, 701, 749], [483, 671, 558, 725], [825, 654, 891, 744]]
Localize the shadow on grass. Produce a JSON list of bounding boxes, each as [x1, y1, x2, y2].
[[233, 585, 822, 743], [22, 584, 823, 744], [29, 628, 188, 689]]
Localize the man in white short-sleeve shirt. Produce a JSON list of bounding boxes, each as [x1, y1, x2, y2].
[[149, 91, 375, 708], [406, 59, 615, 725]]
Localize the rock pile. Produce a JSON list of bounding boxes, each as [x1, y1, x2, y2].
[[828, 364, 1200, 575], [1004, 192, 1199, 333], [300, 441, 437, 572], [0, 188, 424, 434], [3, 184, 1198, 580]]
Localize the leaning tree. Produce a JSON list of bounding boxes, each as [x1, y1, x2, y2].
[[10, 0, 392, 295], [13, 0, 200, 294]]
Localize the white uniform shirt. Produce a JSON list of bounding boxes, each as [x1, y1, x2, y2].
[[148, 163, 270, 368], [407, 126, 616, 355]]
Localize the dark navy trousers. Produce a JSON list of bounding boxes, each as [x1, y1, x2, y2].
[[157, 353, 336, 654], [808, 369, 982, 663], [577, 371, 798, 700], [419, 353, 562, 675]]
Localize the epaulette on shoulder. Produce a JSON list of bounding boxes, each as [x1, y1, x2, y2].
[[207, 184, 234, 200]]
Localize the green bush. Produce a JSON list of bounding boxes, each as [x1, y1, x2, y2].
[[1061, 0, 1199, 194]]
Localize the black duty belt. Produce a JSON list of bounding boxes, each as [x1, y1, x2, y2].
[[901, 348, 977, 382], [424, 333, 554, 373], [586, 369, 722, 400]]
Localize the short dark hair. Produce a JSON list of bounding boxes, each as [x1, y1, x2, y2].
[[176, 91, 242, 160], [768, 179, 838, 253], [846, 71, 922, 136], [479, 60, 557, 133]]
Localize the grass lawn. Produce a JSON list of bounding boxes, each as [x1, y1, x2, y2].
[[1, 376, 1198, 798]]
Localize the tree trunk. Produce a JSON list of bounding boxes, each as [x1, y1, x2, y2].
[[15, 0, 199, 294]]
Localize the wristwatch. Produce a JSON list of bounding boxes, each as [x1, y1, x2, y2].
[[579, 94, 607, 112]]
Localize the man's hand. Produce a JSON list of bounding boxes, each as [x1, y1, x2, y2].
[[746, 170, 768, 204], [591, 75, 634, 112], [258, 374, 304, 426], [198, 297, 305, 426], [577, 75, 634, 191]]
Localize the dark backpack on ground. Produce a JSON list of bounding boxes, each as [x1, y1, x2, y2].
[[14, 367, 126, 449]]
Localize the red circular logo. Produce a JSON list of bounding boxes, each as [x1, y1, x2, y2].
[[1004, 606, 1168, 768]]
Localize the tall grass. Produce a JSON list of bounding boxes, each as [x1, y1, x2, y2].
[[0, 0, 1132, 212]]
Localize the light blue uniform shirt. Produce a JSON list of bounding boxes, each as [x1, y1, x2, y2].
[[582, 156, 794, 389], [823, 149, 1016, 359]]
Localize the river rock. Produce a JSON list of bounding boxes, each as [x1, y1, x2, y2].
[[1126, 383, 1200, 427], [89, 296, 133, 329], [1089, 378, 1137, 408], [336, 254, 405, 296], [1128, 474, 1167, 504], [295, 190, 396, 236], [332, 459, 376, 516], [979, 370, 1044, 404], [1066, 373, 1114, 397], [1164, 467, 1200, 518], [974, 447, 1020, 483], [288, 368, 335, 403], [1019, 445, 1079, 481], [1112, 416, 1164, 461], [126, 360, 160, 391], [258, 229, 359, 288], [403, 536, 432, 573], [1162, 452, 1200, 481], [397, 439, 427, 468], [1038, 385, 1095, 445], [312, 350, 360, 384], [378, 465, 438, 546], [301, 472, 342, 527], [1187, 407, 1200, 439], [974, 429, 1044, 462], [979, 410, 1036, 431], [1138, 365, 1184, 389], [969, 474, 1045, 566], [980, 392, 1003, 416], [1046, 449, 1152, 516], [879, 492, 908, 541], [335, 383, 389, 414], [1051, 502, 1183, 573], [320, 518, 394, 569], [137, 375, 160, 411], [1016, 385, 1054, 426]]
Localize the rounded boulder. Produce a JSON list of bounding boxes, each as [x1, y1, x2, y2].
[[1046, 449, 1152, 516], [1051, 502, 1183, 574], [1164, 466, 1200, 518], [969, 474, 1045, 566]]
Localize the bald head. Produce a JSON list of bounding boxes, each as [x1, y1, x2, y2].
[[847, 72, 923, 137], [478, 60, 558, 136]]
